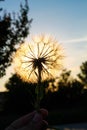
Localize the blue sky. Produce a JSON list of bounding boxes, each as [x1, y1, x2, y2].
[[0, 0, 87, 91]]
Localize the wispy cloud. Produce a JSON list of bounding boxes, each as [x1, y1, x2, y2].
[[60, 37, 87, 43]]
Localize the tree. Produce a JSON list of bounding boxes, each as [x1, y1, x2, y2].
[[0, 0, 4, 11], [5, 74, 35, 113], [78, 61, 87, 87], [0, 0, 32, 77], [58, 69, 71, 88], [4, 73, 50, 113]]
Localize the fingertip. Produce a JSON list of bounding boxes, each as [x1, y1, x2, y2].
[[41, 120, 48, 130], [42, 120, 48, 126], [40, 108, 48, 118]]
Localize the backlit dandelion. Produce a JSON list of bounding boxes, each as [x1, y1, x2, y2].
[[13, 34, 64, 110]]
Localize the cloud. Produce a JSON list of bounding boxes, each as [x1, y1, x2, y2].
[[60, 37, 87, 43]]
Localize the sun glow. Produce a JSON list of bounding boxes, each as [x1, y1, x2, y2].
[[13, 34, 64, 83]]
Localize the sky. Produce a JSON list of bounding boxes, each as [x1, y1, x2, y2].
[[0, 0, 87, 91]]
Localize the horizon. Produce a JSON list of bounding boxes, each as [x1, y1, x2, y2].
[[0, 0, 87, 91]]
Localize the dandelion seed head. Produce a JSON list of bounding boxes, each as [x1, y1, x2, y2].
[[13, 34, 64, 83]]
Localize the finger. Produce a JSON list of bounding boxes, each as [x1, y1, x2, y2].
[[10, 111, 36, 128], [18, 113, 43, 130], [41, 120, 48, 130], [32, 109, 48, 123], [6, 109, 48, 130], [31, 111, 48, 130], [39, 108, 48, 119], [32, 112, 43, 123], [42, 120, 48, 126]]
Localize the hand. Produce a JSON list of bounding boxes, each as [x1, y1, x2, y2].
[[5, 109, 48, 130]]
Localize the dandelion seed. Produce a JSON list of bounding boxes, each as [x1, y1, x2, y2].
[[13, 34, 64, 83], [13, 34, 64, 110]]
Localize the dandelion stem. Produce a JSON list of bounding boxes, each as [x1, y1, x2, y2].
[[36, 67, 41, 111]]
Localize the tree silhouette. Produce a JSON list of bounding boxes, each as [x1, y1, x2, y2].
[[4, 68, 85, 112], [0, 0, 4, 11], [78, 61, 87, 87], [4, 73, 53, 112], [0, 0, 32, 77], [58, 69, 71, 88], [48, 69, 83, 108], [5, 74, 35, 113]]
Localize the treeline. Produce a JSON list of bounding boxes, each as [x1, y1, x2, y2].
[[0, 0, 87, 114], [1, 61, 87, 114]]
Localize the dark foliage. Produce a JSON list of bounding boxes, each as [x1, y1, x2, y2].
[[41, 69, 84, 110], [0, 0, 32, 77], [4, 73, 51, 113], [0, 0, 4, 11], [5, 74, 35, 114], [78, 61, 87, 86], [3, 67, 87, 113]]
